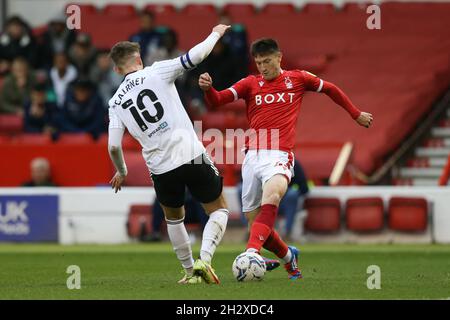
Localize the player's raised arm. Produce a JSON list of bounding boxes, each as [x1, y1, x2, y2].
[[152, 24, 230, 83], [108, 108, 127, 193], [302, 70, 373, 128]]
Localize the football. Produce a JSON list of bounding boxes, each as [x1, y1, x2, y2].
[[232, 251, 267, 281]]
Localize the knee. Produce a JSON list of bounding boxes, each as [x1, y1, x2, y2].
[[264, 192, 283, 206]]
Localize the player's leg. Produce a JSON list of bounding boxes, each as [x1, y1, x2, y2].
[[246, 173, 288, 253], [246, 150, 302, 279], [151, 168, 200, 284], [186, 153, 229, 284], [251, 174, 302, 279], [160, 204, 199, 284], [245, 207, 280, 271]]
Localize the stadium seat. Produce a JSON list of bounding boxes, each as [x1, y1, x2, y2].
[[201, 112, 236, 132], [143, 4, 177, 15], [122, 134, 141, 151], [388, 197, 428, 232], [342, 2, 374, 14], [123, 151, 152, 186], [0, 135, 10, 144], [127, 204, 152, 239], [0, 115, 24, 134], [304, 197, 341, 232], [222, 3, 256, 18], [56, 133, 95, 144], [102, 4, 137, 17], [221, 99, 247, 114], [66, 3, 97, 15], [181, 3, 217, 15], [260, 3, 296, 15], [301, 3, 336, 15], [346, 197, 384, 232], [11, 133, 52, 145]]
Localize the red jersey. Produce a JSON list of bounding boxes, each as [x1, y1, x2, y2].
[[204, 69, 361, 152], [229, 69, 322, 152]]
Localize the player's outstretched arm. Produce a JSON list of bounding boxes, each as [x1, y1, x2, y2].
[[321, 81, 373, 128], [153, 24, 230, 83]]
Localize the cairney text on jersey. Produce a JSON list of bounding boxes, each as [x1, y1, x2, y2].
[[113, 77, 146, 106]]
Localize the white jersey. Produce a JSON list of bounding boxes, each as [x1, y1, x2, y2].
[[108, 32, 221, 175]]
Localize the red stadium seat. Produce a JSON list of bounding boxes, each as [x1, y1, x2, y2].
[[342, 2, 374, 14], [103, 4, 137, 17], [221, 99, 247, 114], [346, 197, 384, 232], [96, 133, 108, 146], [182, 4, 217, 15], [304, 198, 341, 232], [388, 197, 428, 232], [56, 133, 95, 144], [123, 151, 152, 186], [122, 134, 141, 151], [261, 3, 297, 15], [222, 3, 256, 18], [143, 4, 177, 15], [0, 115, 24, 134], [66, 3, 97, 15], [11, 133, 52, 145], [0, 135, 10, 144], [201, 112, 236, 131], [301, 3, 336, 14], [127, 204, 152, 239]]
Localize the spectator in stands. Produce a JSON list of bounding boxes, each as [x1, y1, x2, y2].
[[54, 78, 106, 139], [0, 16, 37, 70], [23, 82, 57, 133], [39, 13, 77, 69], [50, 52, 78, 108], [146, 190, 208, 242], [145, 28, 190, 109], [145, 28, 182, 65], [237, 160, 309, 241], [0, 57, 36, 115], [218, 12, 249, 77], [22, 157, 57, 187], [186, 39, 241, 117], [89, 49, 122, 108], [68, 33, 97, 77], [129, 10, 161, 60]]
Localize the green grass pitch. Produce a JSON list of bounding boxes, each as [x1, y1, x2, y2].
[[0, 243, 449, 300]]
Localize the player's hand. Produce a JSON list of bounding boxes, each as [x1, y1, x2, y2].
[[110, 172, 125, 193], [356, 112, 373, 128], [212, 24, 231, 37], [199, 72, 213, 91]]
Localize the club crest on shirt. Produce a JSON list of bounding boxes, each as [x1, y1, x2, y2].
[[259, 81, 264, 87], [285, 76, 293, 89]]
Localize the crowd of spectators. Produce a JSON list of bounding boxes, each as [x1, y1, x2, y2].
[[0, 10, 250, 139]]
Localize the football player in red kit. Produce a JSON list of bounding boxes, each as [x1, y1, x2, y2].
[[199, 38, 373, 279]]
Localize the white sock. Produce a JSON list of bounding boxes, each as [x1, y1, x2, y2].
[[282, 249, 293, 264], [166, 217, 194, 276], [200, 209, 229, 264]]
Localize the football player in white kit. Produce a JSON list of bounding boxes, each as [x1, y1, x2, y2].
[[107, 24, 231, 284]]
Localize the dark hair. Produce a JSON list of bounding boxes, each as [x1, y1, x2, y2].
[[140, 10, 155, 19], [32, 82, 47, 92], [250, 38, 280, 57], [109, 41, 141, 67], [72, 78, 94, 90]]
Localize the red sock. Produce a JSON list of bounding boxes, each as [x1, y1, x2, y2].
[[263, 230, 289, 259], [246, 204, 278, 252]]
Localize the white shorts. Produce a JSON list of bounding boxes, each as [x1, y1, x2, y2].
[[241, 149, 295, 213]]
